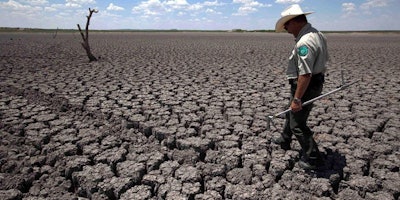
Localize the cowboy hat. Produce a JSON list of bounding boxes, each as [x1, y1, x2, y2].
[[275, 4, 314, 32]]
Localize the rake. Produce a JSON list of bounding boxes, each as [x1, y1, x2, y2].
[[266, 71, 360, 130]]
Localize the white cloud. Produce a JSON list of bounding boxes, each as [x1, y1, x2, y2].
[[206, 8, 213, 13], [43, 3, 65, 12], [342, 2, 356, 12], [107, 3, 124, 11], [132, 0, 223, 17], [44, 6, 56, 11], [233, 0, 271, 16], [275, 0, 303, 4], [25, 0, 48, 5], [342, 2, 356, 18], [65, 3, 80, 7], [204, 0, 223, 6], [233, 0, 247, 3], [65, 0, 96, 8], [188, 3, 203, 10], [205, 8, 221, 14], [66, 0, 96, 4], [0, 0, 31, 10], [132, 0, 164, 16], [166, 0, 188, 8], [233, 6, 257, 16], [361, 0, 389, 10], [0, 0, 44, 15]]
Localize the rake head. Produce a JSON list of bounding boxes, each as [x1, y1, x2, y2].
[[266, 115, 275, 131]]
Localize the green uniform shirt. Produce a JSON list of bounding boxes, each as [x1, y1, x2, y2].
[[287, 23, 329, 79]]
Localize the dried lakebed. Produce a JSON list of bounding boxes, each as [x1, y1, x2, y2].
[[0, 32, 399, 199]]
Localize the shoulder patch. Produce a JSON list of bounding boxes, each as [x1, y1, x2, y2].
[[298, 45, 309, 56]]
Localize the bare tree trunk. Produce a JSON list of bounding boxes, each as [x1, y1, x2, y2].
[[77, 8, 98, 62], [53, 27, 58, 39]]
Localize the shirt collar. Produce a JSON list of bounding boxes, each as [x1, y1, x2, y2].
[[295, 23, 312, 42]]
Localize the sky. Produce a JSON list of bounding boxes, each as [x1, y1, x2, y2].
[[0, 0, 399, 31]]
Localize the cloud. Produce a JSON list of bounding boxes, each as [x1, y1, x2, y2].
[[1, 1, 64, 13], [65, 0, 96, 8], [233, 6, 256, 16], [26, 0, 48, 6], [275, 0, 303, 4], [360, 0, 389, 10], [66, 0, 96, 4], [0, 0, 43, 14], [205, 8, 221, 14], [342, 2, 356, 12], [0, 0, 31, 10], [132, 0, 164, 16], [43, 3, 66, 12], [107, 3, 124, 11], [341, 2, 357, 18], [188, 3, 203, 11], [342, 0, 390, 17], [203, 0, 224, 6], [166, 0, 188, 9], [132, 0, 223, 17], [233, 0, 271, 16]]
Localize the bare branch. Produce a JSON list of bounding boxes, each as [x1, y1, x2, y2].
[[77, 24, 86, 41], [77, 8, 98, 62]]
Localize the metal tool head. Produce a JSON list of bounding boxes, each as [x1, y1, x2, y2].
[[341, 70, 345, 86], [266, 115, 275, 131]]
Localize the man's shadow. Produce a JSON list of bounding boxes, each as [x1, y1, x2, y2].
[[306, 148, 347, 193]]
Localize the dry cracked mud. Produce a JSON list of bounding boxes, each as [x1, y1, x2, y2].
[[0, 32, 399, 199]]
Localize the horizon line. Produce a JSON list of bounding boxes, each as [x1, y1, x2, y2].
[[1, 27, 400, 33]]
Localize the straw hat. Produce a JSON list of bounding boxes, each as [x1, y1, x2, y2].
[[275, 4, 314, 32]]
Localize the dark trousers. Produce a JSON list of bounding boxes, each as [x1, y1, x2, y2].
[[282, 80, 323, 161]]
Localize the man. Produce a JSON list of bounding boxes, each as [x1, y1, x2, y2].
[[273, 4, 329, 170]]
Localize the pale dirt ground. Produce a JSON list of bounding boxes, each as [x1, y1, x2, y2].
[[0, 32, 399, 199]]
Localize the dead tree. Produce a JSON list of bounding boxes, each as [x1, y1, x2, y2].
[[77, 8, 98, 62], [53, 27, 58, 39]]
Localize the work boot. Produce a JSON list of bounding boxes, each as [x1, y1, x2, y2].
[[272, 136, 291, 150], [298, 157, 324, 170], [298, 159, 317, 170]]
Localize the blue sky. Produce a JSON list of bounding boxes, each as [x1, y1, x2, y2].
[[0, 0, 399, 31]]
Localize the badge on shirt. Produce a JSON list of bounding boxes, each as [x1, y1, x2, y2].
[[298, 45, 309, 56]]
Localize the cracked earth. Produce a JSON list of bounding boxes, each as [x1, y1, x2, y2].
[[0, 32, 399, 199]]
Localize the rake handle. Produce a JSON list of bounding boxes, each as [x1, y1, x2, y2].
[[273, 79, 360, 118]]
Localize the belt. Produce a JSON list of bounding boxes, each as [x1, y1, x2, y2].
[[289, 73, 325, 85]]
